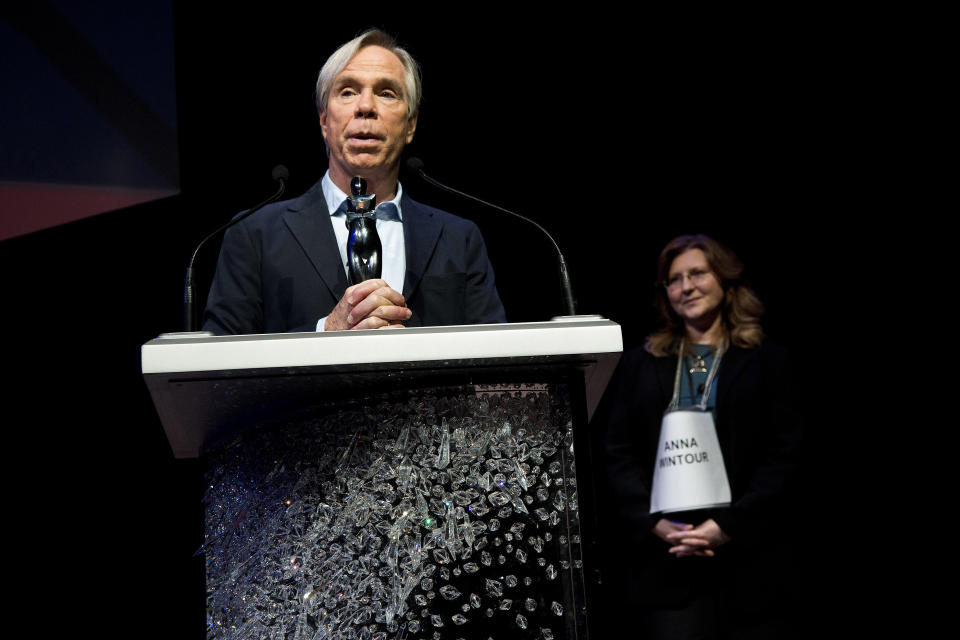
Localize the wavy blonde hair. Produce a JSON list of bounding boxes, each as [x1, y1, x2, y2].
[[645, 234, 765, 356]]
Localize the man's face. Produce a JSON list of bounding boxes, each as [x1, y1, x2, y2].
[[320, 45, 418, 182]]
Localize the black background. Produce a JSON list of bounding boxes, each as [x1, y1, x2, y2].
[[1, 5, 866, 637]]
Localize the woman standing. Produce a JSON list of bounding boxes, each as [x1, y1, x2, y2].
[[603, 234, 803, 639]]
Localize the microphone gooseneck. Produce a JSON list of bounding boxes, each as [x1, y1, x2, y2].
[[406, 157, 576, 316], [183, 165, 288, 332]]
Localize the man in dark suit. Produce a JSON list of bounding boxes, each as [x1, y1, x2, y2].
[[203, 29, 505, 335]]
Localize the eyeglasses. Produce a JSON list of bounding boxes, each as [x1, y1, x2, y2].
[[664, 268, 713, 291]]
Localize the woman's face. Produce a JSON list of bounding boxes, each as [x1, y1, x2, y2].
[[666, 249, 725, 331]]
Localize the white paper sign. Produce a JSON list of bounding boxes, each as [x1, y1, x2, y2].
[[649, 409, 731, 514]]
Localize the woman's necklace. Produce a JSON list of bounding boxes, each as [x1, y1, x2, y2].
[[688, 354, 708, 374], [685, 346, 714, 402]]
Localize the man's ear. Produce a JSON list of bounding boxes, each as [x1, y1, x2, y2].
[[405, 110, 418, 144]]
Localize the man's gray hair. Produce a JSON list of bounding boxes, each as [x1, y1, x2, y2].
[[315, 29, 422, 119]]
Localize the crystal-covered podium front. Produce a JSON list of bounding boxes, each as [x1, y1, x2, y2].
[[142, 320, 621, 640], [204, 385, 583, 639]]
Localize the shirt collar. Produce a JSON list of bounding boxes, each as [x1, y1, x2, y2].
[[322, 171, 404, 221]]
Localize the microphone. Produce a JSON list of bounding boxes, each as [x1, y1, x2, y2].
[[405, 157, 577, 317], [182, 165, 288, 332]]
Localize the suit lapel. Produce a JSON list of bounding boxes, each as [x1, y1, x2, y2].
[[717, 345, 755, 412], [655, 353, 677, 409], [281, 180, 348, 301], [400, 195, 443, 300]]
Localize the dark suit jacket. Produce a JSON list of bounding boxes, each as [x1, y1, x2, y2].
[[602, 341, 803, 610], [202, 179, 506, 335]]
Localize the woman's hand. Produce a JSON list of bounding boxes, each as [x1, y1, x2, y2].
[[652, 518, 693, 543], [662, 518, 731, 557]]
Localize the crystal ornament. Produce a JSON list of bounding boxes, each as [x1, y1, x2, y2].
[[203, 386, 581, 639]]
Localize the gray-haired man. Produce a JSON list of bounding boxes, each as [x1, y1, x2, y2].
[[203, 30, 505, 335]]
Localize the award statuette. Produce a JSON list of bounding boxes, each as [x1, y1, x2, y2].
[[345, 176, 382, 285]]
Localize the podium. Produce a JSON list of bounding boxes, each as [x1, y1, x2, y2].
[[142, 318, 622, 639]]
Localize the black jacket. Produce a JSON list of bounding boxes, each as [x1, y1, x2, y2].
[[203, 179, 505, 335], [602, 341, 804, 608]]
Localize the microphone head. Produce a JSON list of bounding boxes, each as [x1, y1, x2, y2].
[[272, 165, 290, 182], [405, 157, 425, 174]]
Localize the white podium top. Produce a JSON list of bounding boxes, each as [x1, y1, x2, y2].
[[142, 317, 622, 374], [142, 317, 622, 458]]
